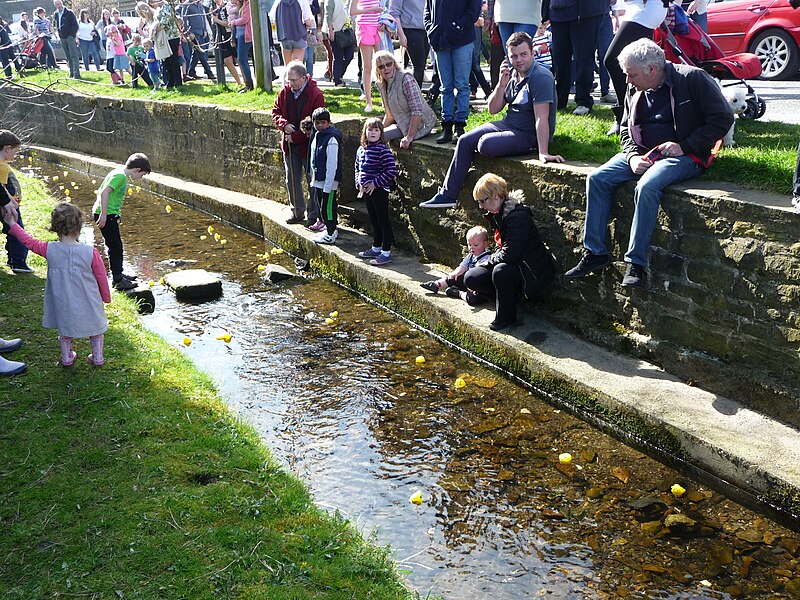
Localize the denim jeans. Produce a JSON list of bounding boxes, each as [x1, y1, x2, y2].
[[189, 32, 214, 78], [237, 35, 252, 81], [435, 42, 473, 123], [79, 39, 102, 70], [497, 22, 538, 51], [441, 120, 536, 200], [583, 152, 701, 266]]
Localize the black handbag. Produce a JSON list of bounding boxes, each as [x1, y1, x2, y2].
[[334, 26, 355, 49]]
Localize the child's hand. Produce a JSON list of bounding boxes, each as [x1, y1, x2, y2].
[[2, 202, 19, 226], [96, 213, 107, 228], [362, 182, 376, 195]]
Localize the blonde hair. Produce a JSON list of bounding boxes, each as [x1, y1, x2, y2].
[[136, 2, 155, 22], [473, 173, 508, 201], [466, 225, 489, 243], [373, 50, 401, 85], [50, 202, 83, 237]]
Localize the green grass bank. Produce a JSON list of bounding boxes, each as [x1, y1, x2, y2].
[[0, 175, 414, 598]]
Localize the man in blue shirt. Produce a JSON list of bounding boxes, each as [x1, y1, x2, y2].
[[420, 32, 564, 209]]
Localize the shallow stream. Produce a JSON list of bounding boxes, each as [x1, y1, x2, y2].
[[25, 161, 800, 599]]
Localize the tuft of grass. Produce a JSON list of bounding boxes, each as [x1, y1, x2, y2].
[[0, 174, 414, 598]]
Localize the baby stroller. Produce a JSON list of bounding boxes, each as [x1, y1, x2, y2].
[[16, 34, 46, 70], [653, 5, 766, 120]]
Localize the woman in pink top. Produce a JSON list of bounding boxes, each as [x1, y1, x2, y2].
[[229, 0, 255, 91], [350, 0, 383, 112]]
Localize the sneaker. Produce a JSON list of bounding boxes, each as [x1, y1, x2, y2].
[[792, 195, 800, 213], [370, 254, 392, 266], [564, 252, 611, 279], [572, 105, 591, 116], [0, 338, 22, 353], [600, 93, 617, 104], [0, 357, 26, 376], [489, 318, 518, 331], [445, 286, 462, 299], [286, 215, 305, 225], [313, 230, 338, 245], [306, 220, 326, 232], [622, 263, 646, 288], [420, 280, 440, 293], [358, 248, 382, 259], [10, 261, 34, 274], [120, 273, 138, 282], [113, 277, 137, 291], [419, 193, 457, 209]]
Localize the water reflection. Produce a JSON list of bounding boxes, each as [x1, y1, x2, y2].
[[27, 162, 800, 599]]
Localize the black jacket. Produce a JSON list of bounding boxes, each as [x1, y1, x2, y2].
[[484, 196, 556, 299], [53, 7, 79, 39], [621, 62, 734, 167], [424, 0, 481, 51]]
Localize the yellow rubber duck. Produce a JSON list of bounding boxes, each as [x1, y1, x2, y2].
[[671, 484, 686, 497], [330, 311, 339, 318], [409, 490, 424, 505], [64, 189, 70, 196], [165, 205, 172, 213], [207, 226, 214, 234], [271, 248, 284, 255], [214, 233, 221, 241], [216, 334, 233, 343], [52, 175, 59, 181], [148, 280, 155, 288], [62, 170, 68, 177], [415, 355, 425, 364], [183, 337, 192, 346], [257, 264, 266, 271], [220, 239, 227, 245], [559, 453, 573, 464], [454, 377, 466, 389], [325, 318, 335, 325]]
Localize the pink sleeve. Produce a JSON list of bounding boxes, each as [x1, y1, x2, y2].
[[92, 248, 112, 303], [9, 223, 48, 258]]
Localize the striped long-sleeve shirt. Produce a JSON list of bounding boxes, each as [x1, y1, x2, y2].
[[355, 143, 398, 191]]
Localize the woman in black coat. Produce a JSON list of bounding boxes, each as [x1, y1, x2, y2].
[[463, 173, 556, 330]]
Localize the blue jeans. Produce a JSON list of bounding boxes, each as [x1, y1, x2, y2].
[[304, 44, 314, 77], [441, 121, 536, 200], [583, 152, 701, 266], [79, 39, 102, 70], [436, 42, 473, 123], [690, 12, 708, 33], [4, 208, 28, 264], [237, 35, 252, 81], [497, 22, 538, 52]]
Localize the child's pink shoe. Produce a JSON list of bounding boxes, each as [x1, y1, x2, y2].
[[87, 354, 105, 367], [62, 350, 77, 367]]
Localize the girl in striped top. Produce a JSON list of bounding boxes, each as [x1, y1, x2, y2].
[[355, 118, 398, 266]]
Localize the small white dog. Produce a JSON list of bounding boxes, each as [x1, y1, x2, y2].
[[719, 83, 748, 147]]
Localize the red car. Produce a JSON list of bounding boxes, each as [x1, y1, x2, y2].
[[707, 0, 800, 80]]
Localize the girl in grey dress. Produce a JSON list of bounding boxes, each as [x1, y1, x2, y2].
[[5, 202, 112, 366]]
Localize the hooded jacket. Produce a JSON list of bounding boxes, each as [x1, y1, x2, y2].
[[621, 62, 733, 167], [424, 0, 481, 51], [483, 191, 556, 299]]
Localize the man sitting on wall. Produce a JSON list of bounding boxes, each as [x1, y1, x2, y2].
[[564, 38, 733, 288], [419, 31, 564, 209]]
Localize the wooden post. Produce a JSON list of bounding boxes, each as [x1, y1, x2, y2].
[[249, 0, 275, 92]]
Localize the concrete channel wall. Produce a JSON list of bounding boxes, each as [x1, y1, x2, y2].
[[3, 92, 798, 427]]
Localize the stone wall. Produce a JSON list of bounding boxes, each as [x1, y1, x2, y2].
[[4, 92, 798, 425]]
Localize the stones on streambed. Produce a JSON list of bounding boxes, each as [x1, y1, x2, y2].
[[163, 269, 223, 301], [125, 287, 155, 314], [262, 264, 296, 283]]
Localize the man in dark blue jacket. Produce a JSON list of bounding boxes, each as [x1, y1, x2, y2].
[[424, 0, 482, 144], [53, 0, 80, 79], [181, 0, 216, 81], [565, 39, 733, 288]]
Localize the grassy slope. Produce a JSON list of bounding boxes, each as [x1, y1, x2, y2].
[[0, 174, 413, 599]]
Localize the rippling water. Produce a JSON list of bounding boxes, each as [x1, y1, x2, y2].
[[27, 162, 800, 599]]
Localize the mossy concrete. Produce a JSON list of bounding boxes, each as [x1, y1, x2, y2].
[[32, 146, 800, 529]]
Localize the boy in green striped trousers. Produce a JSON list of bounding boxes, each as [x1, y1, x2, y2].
[[306, 108, 343, 245]]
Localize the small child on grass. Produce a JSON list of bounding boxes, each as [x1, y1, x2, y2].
[[420, 225, 490, 303], [0, 130, 32, 274], [143, 39, 162, 90], [355, 118, 398, 266], [93, 153, 151, 290], [305, 107, 344, 244], [4, 202, 111, 367], [127, 33, 153, 89]]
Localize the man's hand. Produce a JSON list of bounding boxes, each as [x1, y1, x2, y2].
[[629, 156, 652, 175], [656, 141, 684, 157], [284, 123, 296, 135], [540, 152, 564, 164], [2, 203, 18, 226], [399, 136, 413, 150], [96, 213, 107, 228], [499, 59, 511, 82], [398, 31, 407, 47]]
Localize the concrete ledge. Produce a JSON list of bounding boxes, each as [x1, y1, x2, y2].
[[35, 145, 800, 528]]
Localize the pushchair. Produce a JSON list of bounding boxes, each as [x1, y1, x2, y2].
[[16, 34, 47, 70], [653, 5, 766, 120]]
